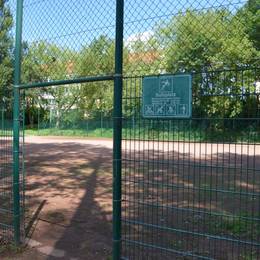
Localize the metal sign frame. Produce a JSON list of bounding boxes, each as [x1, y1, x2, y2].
[[142, 74, 192, 119]]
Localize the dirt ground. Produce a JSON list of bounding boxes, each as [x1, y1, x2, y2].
[[9, 136, 114, 260], [1, 136, 260, 259]]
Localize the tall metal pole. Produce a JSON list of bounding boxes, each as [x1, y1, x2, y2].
[[13, 0, 23, 245], [113, 0, 124, 259]]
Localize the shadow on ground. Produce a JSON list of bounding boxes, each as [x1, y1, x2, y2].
[[24, 141, 113, 260], [2, 138, 260, 260]]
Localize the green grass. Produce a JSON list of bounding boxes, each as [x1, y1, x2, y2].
[[207, 213, 260, 240], [241, 252, 258, 260], [25, 128, 113, 138], [0, 243, 25, 256], [25, 127, 260, 143]]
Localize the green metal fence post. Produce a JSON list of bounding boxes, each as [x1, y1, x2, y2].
[[13, 0, 23, 245], [1, 108, 4, 132], [86, 119, 89, 136], [113, 0, 124, 259], [101, 111, 103, 137], [38, 106, 40, 134]]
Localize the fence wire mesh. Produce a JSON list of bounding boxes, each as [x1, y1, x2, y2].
[[24, 83, 115, 138], [21, 0, 116, 84], [0, 0, 14, 235], [121, 0, 260, 259], [121, 69, 260, 260], [123, 0, 259, 76], [0, 98, 25, 245], [0, 0, 259, 259], [0, 110, 14, 244]]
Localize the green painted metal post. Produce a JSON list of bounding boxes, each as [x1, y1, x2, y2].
[[13, 0, 23, 245], [1, 109, 4, 133], [113, 0, 124, 259], [100, 111, 103, 136], [38, 106, 40, 134]]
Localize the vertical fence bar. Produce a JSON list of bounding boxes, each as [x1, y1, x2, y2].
[[37, 106, 40, 134], [1, 108, 4, 131], [13, 0, 23, 245], [113, 0, 124, 259], [101, 111, 103, 137]]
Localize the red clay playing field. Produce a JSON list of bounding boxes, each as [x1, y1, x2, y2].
[[11, 136, 114, 260], [2, 136, 260, 259]]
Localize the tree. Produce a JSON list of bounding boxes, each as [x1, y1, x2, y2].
[[0, 0, 13, 110], [237, 0, 260, 51], [125, 32, 161, 75], [22, 41, 80, 127], [157, 9, 258, 119], [22, 41, 77, 83], [158, 9, 257, 73], [76, 36, 115, 116]]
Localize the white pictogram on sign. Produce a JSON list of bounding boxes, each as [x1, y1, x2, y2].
[[159, 78, 172, 93], [166, 104, 176, 115], [179, 104, 187, 115], [145, 105, 154, 115], [142, 75, 192, 118], [155, 104, 164, 115]]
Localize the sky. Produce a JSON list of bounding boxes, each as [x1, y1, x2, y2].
[[9, 0, 246, 51]]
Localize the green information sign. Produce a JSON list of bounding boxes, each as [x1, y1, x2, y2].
[[142, 74, 192, 118]]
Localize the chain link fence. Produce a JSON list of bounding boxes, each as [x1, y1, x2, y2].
[[0, 0, 260, 259], [0, 110, 14, 244], [121, 0, 260, 259], [0, 96, 25, 246]]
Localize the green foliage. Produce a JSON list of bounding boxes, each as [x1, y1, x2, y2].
[[22, 41, 81, 126], [7, 0, 259, 125], [156, 9, 259, 118], [75, 36, 115, 115], [0, 243, 25, 256], [237, 0, 260, 51], [159, 9, 257, 72], [0, 0, 13, 109], [125, 33, 162, 75], [77, 35, 114, 76], [26, 127, 114, 138], [22, 41, 77, 82]]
